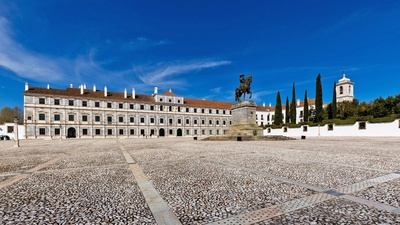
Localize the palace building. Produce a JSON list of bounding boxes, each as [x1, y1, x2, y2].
[[22, 73, 353, 139]]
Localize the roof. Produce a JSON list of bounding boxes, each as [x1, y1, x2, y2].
[[184, 98, 233, 109], [162, 90, 177, 96]]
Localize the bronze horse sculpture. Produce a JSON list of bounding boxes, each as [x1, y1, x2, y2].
[[235, 74, 252, 102]]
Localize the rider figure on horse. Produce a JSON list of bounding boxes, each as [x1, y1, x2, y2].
[[235, 74, 252, 102]]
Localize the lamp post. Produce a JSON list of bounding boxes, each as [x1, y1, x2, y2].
[[14, 117, 20, 147]]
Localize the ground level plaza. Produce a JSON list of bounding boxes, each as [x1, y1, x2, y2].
[[1, 137, 399, 224]]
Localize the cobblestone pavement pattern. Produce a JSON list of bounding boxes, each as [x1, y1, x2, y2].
[[0, 137, 399, 224]]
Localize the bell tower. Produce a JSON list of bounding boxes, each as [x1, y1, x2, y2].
[[336, 71, 354, 102]]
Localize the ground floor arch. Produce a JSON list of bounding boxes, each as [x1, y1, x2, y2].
[[177, 128, 182, 137], [159, 128, 165, 137], [67, 127, 76, 138]]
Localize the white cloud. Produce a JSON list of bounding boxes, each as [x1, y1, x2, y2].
[[0, 17, 67, 82], [136, 60, 231, 88]]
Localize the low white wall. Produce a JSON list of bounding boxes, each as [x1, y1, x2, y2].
[[0, 123, 25, 139], [264, 119, 400, 137]]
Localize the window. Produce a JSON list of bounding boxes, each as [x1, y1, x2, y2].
[[223, 121, 226, 125], [209, 120, 213, 125], [130, 129, 135, 135], [194, 130, 198, 135], [119, 103, 123, 109], [177, 119, 181, 124], [217, 130, 219, 135], [7, 126, 13, 133], [27, 116, 32, 120], [107, 129, 112, 135], [119, 129, 124, 135], [150, 118, 155, 123], [140, 118, 145, 123], [130, 117, 134, 123], [178, 100, 181, 103], [209, 109, 212, 113], [55, 128, 60, 135], [169, 106, 172, 111], [303, 126, 308, 132], [160, 105, 163, 111], [216, 110, 219, 114], [169, 118, 173, 124], [54, 99, 60, 105], [82, 101, 87, 107], [202, 109, 205, 113], [39, 128, 45, 135], [95, 116, 100, 122], [119, 117, 124, 123], [178, 107, 181, 112], [82, 115, 88, 122], [328, 124, 334, 131], [82, 129, 88, 135], [150, 105, 154, 110], [54, 114, 60, 121], [283, 127, 288, 132], [339, 86, 343, 94], [194, 119, 198, 125], [69, 115, 74, 121], [261, 115, 264, 120], [130, 104, 134, 109], [69, 100, 74, 106], [186, 119, 190, 124], [216, 120, 220, 125], [209, 130, 212, 135], [39, 114, 45, 121], [169, 129, 173, 135], [194, 108, 197, 113], [169, 99, 172, 103], [107, 103, 112, 108], [186, 130, 190, 135], [141, 129, 145, 135], [359, 122, 366, 130], [107, 116, 112, 124], [186, 108, 189, 112], [223, 110, 226, 114], [95, 129, 101, 135], [39, 98, 45, 104], [202, 120, 205, 125], [95, 102, 100, 107], [140, 105, 145, 110], [160, 118, 164, 123], [159, 98, 163, 102], [202, 130, 205, 135]]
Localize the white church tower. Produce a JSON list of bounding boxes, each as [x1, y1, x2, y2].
[[336, 71, 354, 102]]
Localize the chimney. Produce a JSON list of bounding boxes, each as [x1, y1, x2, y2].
[[80, 84, 84, 94], [262, 102, 265, 107], [269, 103, 272, 107], [104, 86, 107, 97], [297, 99, 301, 106], [70, 83, 73, 88], [93, 83, 96, 92], [83, 83, 87, 89], [25, 82, 29, 91], [47, 84, 50, 89], [154, 86, 158, 94], [132, 88, 135, 99], [124, 88, 127, 98], [169, 88, 172, 92]]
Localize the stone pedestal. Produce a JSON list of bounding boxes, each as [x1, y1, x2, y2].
[[227, 101, 263, 136]]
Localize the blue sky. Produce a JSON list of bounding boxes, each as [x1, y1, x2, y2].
[[1, 0, 400, 109]]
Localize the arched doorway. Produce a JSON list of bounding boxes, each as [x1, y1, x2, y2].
[[67, 127, 76, 138], [159, 128, 165, 137], [177, 128, 182, 137]]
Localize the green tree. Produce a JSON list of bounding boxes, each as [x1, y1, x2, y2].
[[290, 82, 296, 124], [372, 97, 389, 118], [331, 82, 337, 119], [358, 101, 372, 117], [314, 73, 323, 122], [337, 100, 359, 119], [274, 91, 283, 125], [285, 96, 290, 124], [303, 90, 309, 122]]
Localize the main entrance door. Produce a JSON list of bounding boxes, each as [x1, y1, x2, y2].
[[67, 127, 76, 138], [159, 128, 165, 137]]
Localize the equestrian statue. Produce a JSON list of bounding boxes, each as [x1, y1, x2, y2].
[[235, 74, 252, 102]]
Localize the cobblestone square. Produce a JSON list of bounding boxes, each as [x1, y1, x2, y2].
[[0, 137, 399, 224]]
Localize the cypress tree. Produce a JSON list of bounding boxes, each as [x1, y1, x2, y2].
[[332, 82, 337, 119], [314, 73, 323, 122], [285, 96, 290, 124], [304, 90, 309, 122], [290, 82, 296, 124], [274, 91, 283, 125]]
